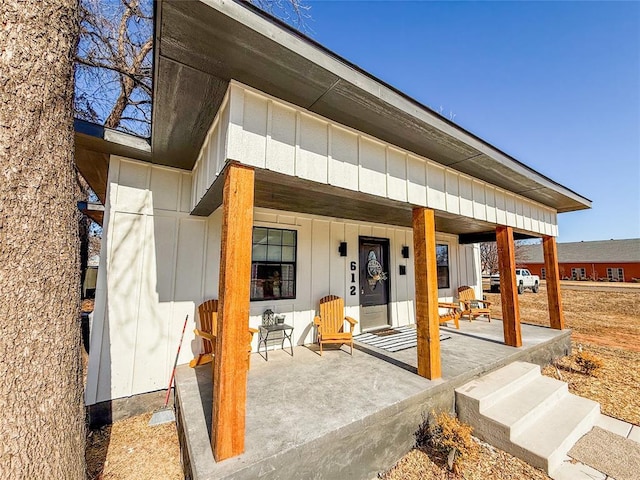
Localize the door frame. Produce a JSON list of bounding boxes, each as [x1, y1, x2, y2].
[[358, 236, 391, 331]]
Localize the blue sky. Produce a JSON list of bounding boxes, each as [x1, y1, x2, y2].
[[304, 1, 640, 243]]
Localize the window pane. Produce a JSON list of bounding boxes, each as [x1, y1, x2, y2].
[[253, 227, 268, 245], [251, 280, 264, 300], [282, 246, 295, 262], [436, 244, 449, 267], [252, 244, 267, 261], [267, 245, 282, 262], [252, 264, 280, 299], [268, 229, 282, 246], [281, 281, 295, 298], [281, 264, 294, 281], [437, 266, 450, 289], [282, 230, 296, 246]]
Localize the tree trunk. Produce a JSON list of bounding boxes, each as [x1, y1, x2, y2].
[[0, 1, 84, 478]]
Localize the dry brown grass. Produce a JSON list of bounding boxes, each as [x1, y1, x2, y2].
[[382, 438, 550, 480], [542, 343, 640, 425], [485, 285, 640, 351], [416, 411, 479, 473], [86, 413, 182, 480], [574, 350, 603, 376]]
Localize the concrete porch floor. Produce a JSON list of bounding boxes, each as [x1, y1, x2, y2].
[[175, 320, 571, 480]]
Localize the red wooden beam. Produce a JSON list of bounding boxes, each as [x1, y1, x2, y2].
[[496, 226, 522, 347], [212, 163, 255, 461], [543, 236, 565, 330], [412, 207, 441, 379]]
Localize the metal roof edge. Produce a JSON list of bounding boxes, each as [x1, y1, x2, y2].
[[74, 119, 152, 158]]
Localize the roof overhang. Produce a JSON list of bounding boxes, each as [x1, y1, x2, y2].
[[152, 0, 591, 213], [74, 119, 151, 203]]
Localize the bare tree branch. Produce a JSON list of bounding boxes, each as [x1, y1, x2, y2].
[[250, 0, 311, 32], [480, 240, 534, 275], [75, 0, 153, 136], [75, 0, 310, 138]]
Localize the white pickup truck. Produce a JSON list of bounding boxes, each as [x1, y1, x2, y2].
[[490, 268, 540, 294]]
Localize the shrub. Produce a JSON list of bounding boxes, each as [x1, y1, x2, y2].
[[416, 411, 479, 472], [575, 350, 603, 376]]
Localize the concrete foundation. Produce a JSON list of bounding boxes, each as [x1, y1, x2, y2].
[[175, 320, 571, 480], [88, 389, 168, 429]]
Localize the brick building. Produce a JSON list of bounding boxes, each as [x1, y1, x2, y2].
[[520, 238, 640, 282]]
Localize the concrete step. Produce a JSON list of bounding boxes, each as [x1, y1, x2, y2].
[[512, 394, 600, 474], [483, 375, 568, 438], [455, 361, 540, 412], [456, 361, 600, 476]]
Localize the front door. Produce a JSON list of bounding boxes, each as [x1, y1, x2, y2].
[[359, 237, 390, 331]]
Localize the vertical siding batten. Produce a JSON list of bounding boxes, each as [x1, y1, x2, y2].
[[445, 170, 460, 215], [407, 155, 427, 206], [387, 147, 407, 202], [486, 186, 496, 224], [166, 215, 180, 384], [472, 180, 486, 221], [427, 162, 446, 211], [126, 162, 151, 396], [459, 174, 473, 218]]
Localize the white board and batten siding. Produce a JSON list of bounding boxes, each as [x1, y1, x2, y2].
[[86, 156, 222, 405], [193, 81, 558, 237], [191, 89, 231, 208], [247, 209, 480, 337], [87, 155, 480, 403]]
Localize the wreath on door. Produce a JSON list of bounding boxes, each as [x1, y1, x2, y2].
[[367, 250, 388, 286]]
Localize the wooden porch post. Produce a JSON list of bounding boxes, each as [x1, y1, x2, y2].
[[212, 163, 255, 461], [496, 226, 522, 347], [412, 207, 441, 379], [543, 235, 565, 330]]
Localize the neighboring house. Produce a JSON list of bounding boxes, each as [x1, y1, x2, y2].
[[74, 0, 590, 447], [520, 239, 640, 282]]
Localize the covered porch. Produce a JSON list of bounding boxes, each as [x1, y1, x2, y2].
[[206, 158, 569, 460], [175, 320, 571, 480]]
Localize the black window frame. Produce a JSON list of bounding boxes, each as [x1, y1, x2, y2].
[[250, 226, 297, 301]]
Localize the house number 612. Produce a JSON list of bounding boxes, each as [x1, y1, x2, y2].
[[349, 261, 357, 295]]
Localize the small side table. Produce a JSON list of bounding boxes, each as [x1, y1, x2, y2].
[[257, 323, 294, 361]]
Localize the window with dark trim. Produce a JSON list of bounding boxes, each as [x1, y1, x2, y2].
[[571, 267, 586, 280], [250, 227, 297, 301], [436, 244, 450, 289], [607, 267, 624, 282]]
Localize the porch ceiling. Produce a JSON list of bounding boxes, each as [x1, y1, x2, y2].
[[192, 165, 503, 236], [153, 0, 591, 213]]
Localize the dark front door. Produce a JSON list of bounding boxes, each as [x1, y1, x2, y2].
[[359, 237, 390, 331]]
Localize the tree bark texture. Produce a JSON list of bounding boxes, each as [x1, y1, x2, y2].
[[0, 1, 84, 478]]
